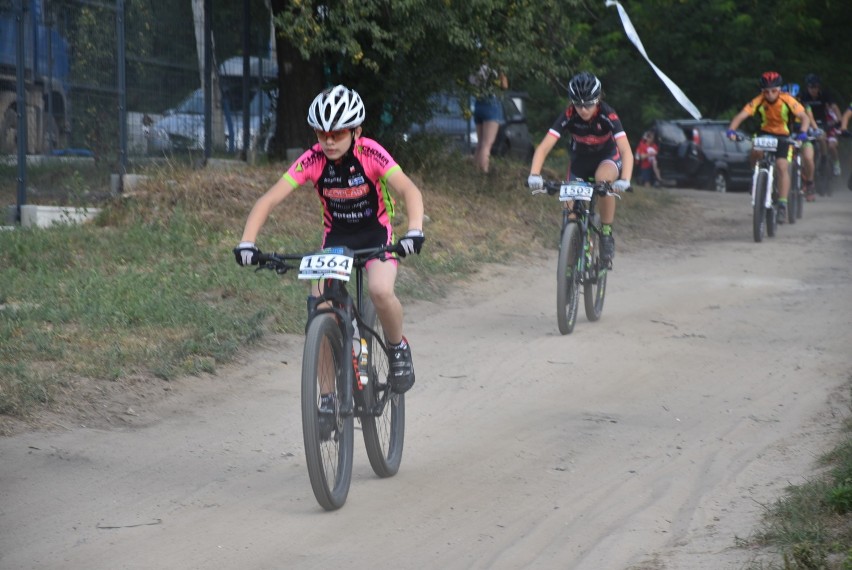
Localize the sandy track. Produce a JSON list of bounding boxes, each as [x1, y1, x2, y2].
[[1, 188, 851, 569]]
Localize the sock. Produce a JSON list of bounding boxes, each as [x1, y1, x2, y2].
[[389, 337, 408, 350], [601, 224, 613, 236], [779, 198, 787, 205]]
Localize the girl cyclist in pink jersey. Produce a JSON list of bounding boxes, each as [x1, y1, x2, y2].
[[234, 85, 425, 396]]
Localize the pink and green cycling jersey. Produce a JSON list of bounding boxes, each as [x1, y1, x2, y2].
[[282, 137, 401, 241]]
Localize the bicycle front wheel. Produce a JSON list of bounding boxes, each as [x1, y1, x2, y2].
[[359, 295, 405, 478], [301, 314, 354, 511], [753, 171, 768, 242], [583, 215, 607, 322], [556, 223, 581, 335]]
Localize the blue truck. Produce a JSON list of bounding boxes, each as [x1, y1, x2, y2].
[[0, 0, 70, 154]]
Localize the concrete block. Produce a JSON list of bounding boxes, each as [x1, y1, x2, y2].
[[20, 205, 101, 228]]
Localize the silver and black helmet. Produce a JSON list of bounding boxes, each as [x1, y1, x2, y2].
[[568, 71, 602, 105]]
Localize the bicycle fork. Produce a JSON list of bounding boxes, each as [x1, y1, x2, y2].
[[751, 165, 774, 209]]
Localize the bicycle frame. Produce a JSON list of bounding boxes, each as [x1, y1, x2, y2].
[[309, 262, 393, 418], [258, 246, 393, 418], [561, 192, 599, 278], [750, 154, 775, 210]]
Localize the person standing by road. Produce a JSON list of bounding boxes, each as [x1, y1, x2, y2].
[[470, 64, 508, 174], [527, 71, 633, 265], [635, 130, 662, 187], [727, 71, 810, 222]]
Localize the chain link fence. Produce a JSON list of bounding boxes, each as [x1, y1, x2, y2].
[[2, 0, 274, 221]]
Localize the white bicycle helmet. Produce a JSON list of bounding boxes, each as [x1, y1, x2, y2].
[[307, 85, 366, 131]]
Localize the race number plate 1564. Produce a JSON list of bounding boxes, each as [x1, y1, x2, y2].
[[298, 253, 354, 281]]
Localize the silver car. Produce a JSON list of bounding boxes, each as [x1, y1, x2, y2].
[[147, 56, 276, 154]]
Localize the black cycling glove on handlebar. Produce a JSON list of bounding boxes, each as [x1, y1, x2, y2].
[[395, 230, 425, 257], [233, 241, 260, 266]]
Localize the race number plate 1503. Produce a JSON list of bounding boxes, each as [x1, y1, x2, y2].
[[559, 182, 594, 202], [298, 253, 354, 281]]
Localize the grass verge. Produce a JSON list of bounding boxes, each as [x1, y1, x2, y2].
[[2, 145, 851, 567], [742, 387, 852, 569], [0, 147, 670, 417]]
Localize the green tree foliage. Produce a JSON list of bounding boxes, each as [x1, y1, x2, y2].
[[599, 0, 852, 137], [270, 0, 595, 149], [49, 0, 852, 158]]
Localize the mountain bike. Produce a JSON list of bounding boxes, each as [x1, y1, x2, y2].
[[749, 135, 797, 242], [788, 137, 806, 223], [812, 130, 833, 197], [256, 244, 405, 511], [538, 179, 624, 335]]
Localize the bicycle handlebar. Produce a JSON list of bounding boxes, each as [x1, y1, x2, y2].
[[539, 179, 631, 197], [257, 243, 400, 274], [731, 133, 810, 145]]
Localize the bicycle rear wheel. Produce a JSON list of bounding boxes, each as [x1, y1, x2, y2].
[[556, 223, 581, 334], [359, 296, 405, 478], [301, 314, 354, 511], [787, 181, 797, 225], [796, 184, 804, 219], [583, 216, 607, 322], [752, 171, 768, 243], [815, 154, 830, 196], [766, 204, 777, 237]]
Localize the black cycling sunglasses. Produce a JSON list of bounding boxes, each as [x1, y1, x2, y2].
[[572, 99, 599, 109]]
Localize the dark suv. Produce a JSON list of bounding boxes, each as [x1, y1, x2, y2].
[[652, 119, 752, 192]]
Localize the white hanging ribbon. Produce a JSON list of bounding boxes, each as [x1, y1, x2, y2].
[[605, 0, 702, 119]]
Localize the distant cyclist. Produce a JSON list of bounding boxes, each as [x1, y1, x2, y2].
[[840, 102, 852, 190], [800, 73, 844, 176], [527, 71, 633, 265], [727, 71, 810, 222], [784, 82, 818, 201], [233, 85, 425, 398]]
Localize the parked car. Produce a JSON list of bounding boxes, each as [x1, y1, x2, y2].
[[147, 56, 276, 154], [406, 91, 534, 161], [652, 119, 752, 192]]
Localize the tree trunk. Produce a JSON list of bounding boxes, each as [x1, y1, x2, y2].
[[269, 0, 323, 161]]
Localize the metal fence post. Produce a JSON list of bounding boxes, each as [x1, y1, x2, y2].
[[14, 0, 28, 223], [203, 0, 212, 162], [116, 0, 127, 188], [241, 0, 250, 162]]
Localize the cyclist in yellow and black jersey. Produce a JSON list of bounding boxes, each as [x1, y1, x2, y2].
[[727, 71, 810, 221]]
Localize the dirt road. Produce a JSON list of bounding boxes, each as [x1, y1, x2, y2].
[[2, 188, 851, 570]]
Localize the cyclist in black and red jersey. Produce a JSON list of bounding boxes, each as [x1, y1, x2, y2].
[[527, 71, 633, 265], [233, 85, 425, 399], [727, 71, 810, 222]]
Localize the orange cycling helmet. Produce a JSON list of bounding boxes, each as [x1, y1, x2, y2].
[[759, 71, 783, 89]]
